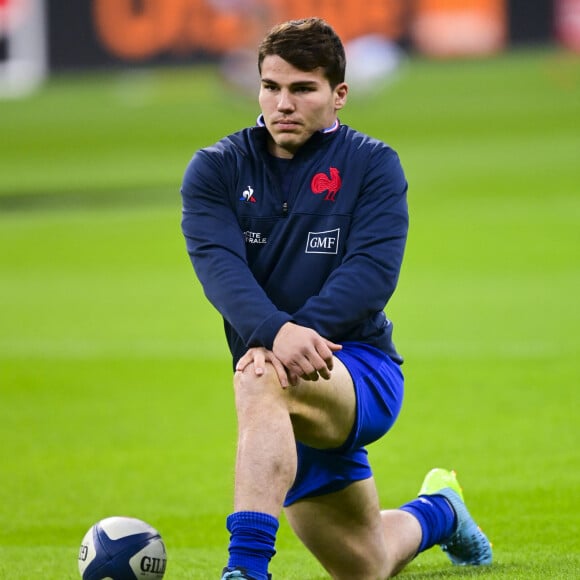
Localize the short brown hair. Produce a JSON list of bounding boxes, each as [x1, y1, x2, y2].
[[258, 18, 346, 88]]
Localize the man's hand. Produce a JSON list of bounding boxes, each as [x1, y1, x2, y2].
[[235, 347, 290, 388], [272, 322, 342, 384]]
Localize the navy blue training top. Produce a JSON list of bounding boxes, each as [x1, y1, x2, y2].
[[181, 120, 409, 366]]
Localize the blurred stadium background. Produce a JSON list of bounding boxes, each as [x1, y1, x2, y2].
[[1, 1, 579, 579], [0, 0, 577, 97], [1, 0, 578, 196]]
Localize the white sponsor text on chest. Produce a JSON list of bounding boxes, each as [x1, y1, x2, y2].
[[305, 228, 341, 254]]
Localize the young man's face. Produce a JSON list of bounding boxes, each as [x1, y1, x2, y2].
[[259, 55, 348, 158]]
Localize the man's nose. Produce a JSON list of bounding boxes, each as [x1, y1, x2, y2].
[[277, 90, 295, 112]]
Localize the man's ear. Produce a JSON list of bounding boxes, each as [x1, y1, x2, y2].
[[334, 82, 349, 110]]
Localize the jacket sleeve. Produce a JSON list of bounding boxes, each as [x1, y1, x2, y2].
[[292, 146, 408, 339], [180, 148, 292, 349]]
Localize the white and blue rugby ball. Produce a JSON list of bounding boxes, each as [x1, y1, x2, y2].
[[78, 516, 167, 580]]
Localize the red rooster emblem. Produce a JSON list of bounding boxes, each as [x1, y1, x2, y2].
[[311, 167, 342, 201]]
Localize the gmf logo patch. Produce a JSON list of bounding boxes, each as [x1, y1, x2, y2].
[[305, 228, 340, 254]]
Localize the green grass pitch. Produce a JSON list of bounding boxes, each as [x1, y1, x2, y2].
[[0, 48, 579, 578]]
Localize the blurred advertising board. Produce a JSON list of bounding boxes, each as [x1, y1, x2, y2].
[[0, 0, 564, 91], [0, 0, 47, 96], [410, 0, 506, 57], [50, 0, 408, 69], [48, 0, 513, 70], [555, 0, 580, 50]]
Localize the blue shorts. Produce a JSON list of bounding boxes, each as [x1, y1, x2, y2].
[[284, 342, 404, 507]]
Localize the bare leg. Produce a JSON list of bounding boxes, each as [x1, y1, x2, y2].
[[232, 356, 357, 515], [232, 364, 296, 516], [285, 478, 422, 579], [380, 509, 422, 577]]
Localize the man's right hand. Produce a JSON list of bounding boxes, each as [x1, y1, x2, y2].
[[272, 322, 342, 384]]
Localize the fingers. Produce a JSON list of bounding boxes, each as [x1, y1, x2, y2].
[[273, 324, 343, 383], [270, 356, 290, 388], [287, 345, 334, 382], [235, 347, 290, 388], [241, 328, 343, 386], [309, 337, 342, 380], [235, 350, 256, 373], [324, 339, 343, 372]]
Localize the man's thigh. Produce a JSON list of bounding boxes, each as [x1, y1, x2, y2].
[[285, 477, 388, 579], [285, 356, 356, 449], [283, 343, 403, 507]]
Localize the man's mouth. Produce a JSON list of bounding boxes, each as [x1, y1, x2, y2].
[[275, 119, 300, 130]]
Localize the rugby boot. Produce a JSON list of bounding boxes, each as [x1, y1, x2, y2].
[[419, 468, 493, 566]]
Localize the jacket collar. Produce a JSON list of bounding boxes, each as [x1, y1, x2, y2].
[[255, 114, 340, 134]]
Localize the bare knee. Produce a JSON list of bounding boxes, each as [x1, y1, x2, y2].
[[233, 363, 287, 415]]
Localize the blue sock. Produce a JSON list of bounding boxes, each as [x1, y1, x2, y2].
[[226, 511, 279, 580], [400, 495, 457, 553]]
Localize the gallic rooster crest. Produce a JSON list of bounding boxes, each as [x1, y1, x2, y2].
[[311, 167, 342, 201]]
